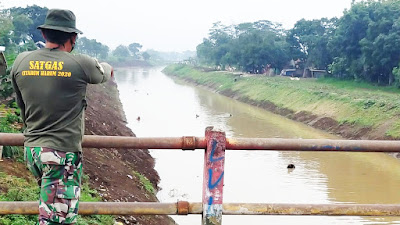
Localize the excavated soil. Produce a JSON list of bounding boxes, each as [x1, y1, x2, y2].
[[83, 79, 176, 225]]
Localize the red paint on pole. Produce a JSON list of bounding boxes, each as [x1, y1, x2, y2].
[[202, 126, 226, 225]]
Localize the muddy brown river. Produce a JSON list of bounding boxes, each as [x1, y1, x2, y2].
[[115, 67, 400, 225]]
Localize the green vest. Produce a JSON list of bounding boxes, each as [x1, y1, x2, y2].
[[11, 48, 112, 152]]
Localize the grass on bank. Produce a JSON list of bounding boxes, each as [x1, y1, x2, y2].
[[0, 170, 114, 225], [163, 64, 400, 138], [133, 171, 156, 195], [0, 102, 116, 224]]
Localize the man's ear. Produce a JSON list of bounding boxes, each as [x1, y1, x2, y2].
[[71, 34, 77, 43], [40, 30, 46, 40]]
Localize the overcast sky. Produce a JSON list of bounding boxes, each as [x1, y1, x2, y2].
[[2, 0, 355, 52]]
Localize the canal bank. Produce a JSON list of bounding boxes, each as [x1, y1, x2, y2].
[[82, 79, 176, 225], [162, 64, 400, 143]]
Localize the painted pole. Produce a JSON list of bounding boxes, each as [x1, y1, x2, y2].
[[202, 127, 226, 225]]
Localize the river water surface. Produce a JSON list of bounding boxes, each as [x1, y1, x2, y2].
[[115, 67, 400, 225]]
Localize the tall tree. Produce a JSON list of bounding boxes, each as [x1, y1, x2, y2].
[[11, 14, 33, 44], [112, 45, 130, 59], [329, 0, 400, 84], [288, 18, 336, 70], [76, 37, 109, 59], [128, 43, 142, 59], [0, 14, 13, 47], [197, 20, 290, 73], [9, 5, 47, 43]]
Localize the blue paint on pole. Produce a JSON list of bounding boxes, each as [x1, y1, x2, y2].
[[207, 196, 213, 213], [210, 140, 224, 162], [208, 168, 224, 189]]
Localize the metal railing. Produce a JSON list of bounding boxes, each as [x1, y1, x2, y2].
[[1, 126, 400, 225]]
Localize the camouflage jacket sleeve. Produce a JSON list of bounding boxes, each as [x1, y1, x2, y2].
[[74, 54, 112, 84]]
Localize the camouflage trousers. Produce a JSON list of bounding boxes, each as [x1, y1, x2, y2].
[[25, 147, 82, 225]]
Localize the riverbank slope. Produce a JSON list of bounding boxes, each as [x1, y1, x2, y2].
[[0, 78, 176, 225], [163, 64, 400, 142], [84, 79, 176, 224]]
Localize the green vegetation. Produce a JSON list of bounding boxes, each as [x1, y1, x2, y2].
[[0, 173, 115, 225], [164, 64, 400, 138], [0, 103, 23, 160], [197, 0, 400, 86], [0, 5, 182, 70], [133, 171, 156, 195]]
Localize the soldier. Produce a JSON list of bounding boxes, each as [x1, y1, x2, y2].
[[10, 9, 113, 225]]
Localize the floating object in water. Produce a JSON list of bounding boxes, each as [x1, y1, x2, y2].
[[137, 116, 141, 121], [287, 164, 295, 169], [196, 114, 199, 118]]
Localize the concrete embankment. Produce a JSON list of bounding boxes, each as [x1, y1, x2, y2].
[[163, 64, 400, 142]]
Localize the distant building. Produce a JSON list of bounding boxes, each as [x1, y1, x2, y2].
[[280, 69, 296, 76], [280, 68, 303, 77], [35, 41, 45, 49], [303, 68, 327, 78]]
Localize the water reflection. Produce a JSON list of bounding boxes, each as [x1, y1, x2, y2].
[[115, 67, 400, 225]]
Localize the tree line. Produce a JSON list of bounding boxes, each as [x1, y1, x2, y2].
[[0, 5, 151, 65], [197, 0, 400, 86], [0, 5, 196, 67], [0, 5, 157, 99]]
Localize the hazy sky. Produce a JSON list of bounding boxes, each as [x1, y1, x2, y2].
[[2, 0, 355, 52]]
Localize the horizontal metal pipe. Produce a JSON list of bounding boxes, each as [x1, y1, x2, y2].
[[222, 203, 400, 216], [2, 202, 400, 216], [0, 133, 207, 149], [0, 201, 181, 215], [83, 135, 207, 149], [1, 133, 400, 152], [0, 133, 24, 147], [226, 138, 400, 152]]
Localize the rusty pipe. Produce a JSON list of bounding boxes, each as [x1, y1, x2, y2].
[[222, 203, 400, 216], [2, 202, 400, 216], [83, 135, 207, 149], [1, 133, 400, 152], [0, 133, 206, 150], [226, 138, 400, 152], [0, 201, 185, 215], [0, 133, 24, 147]]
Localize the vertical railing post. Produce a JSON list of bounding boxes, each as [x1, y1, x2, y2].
[[202, 127, 226, 225]]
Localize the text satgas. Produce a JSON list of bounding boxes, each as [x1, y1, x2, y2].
[[29, 60, 64, 70]]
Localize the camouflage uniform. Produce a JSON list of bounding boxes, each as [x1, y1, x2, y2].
[[25, 147, 82, 224]]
